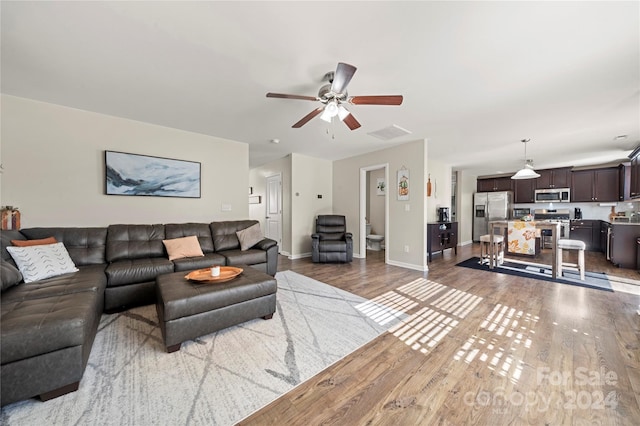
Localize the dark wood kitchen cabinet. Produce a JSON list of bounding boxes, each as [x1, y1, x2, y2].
[[535, 168, 571, 189], [427, 222, 457, 262], [609, 224, 640, 269], [477, 177, 513, 192], [629, 147, 640, 198], [514, 178, 535, 203], [600, 221, 611, 255], [619, 163, 631, 201], [570, 220, 595, 251], [571, 168, 619, 202]]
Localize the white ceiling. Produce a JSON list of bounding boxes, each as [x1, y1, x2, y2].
[[2, 1, 639, 175]]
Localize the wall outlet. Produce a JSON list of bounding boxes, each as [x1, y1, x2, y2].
[[221, 204, 232, 212], [405, 204, 410, 211], [404, 245, 410, 253]]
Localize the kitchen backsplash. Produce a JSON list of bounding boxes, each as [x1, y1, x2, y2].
[[513, 201, 640, 222]]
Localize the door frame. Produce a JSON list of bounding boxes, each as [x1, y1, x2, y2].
[[359, 163, 389, 262]]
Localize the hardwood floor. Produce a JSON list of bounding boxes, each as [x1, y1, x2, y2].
[[240, 246, 640, 425]]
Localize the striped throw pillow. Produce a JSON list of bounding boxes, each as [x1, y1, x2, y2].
[[6, 242, 79, 283]]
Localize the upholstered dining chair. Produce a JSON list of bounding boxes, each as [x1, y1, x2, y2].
[[311, 215, 353, 263]]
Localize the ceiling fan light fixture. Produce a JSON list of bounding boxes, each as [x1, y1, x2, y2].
[[511, 139, 540, 180], [337, 104, 350, 121], [320, 109, 333, 123], [320, 100, 341, 122]]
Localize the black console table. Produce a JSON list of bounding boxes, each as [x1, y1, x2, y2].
[[427, 222, 458, 262]]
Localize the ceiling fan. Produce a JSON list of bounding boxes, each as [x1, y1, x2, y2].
[[266, 62, 403, 130]]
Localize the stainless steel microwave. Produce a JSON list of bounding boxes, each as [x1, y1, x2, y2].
[[534, 188, 570, 203]]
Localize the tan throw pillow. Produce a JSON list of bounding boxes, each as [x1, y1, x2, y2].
[[162, 235, 204, 261], [11, 236, 58, 247], [236, 223, 263, 251]]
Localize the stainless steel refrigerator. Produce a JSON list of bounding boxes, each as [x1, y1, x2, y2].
[[473, 191, 513, 241]]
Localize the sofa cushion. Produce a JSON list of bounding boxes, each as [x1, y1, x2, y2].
[[21, 227, 108, 266], [105, 258, 174, 287], [0, 263, 22, 291], [165, 223, 214, 253], [162, 236, 204, 261], [11, 236, 57, 247], [236, 223, 263, 251], [0, 265, 107, 303], [6, 243, 79, 283], [210, 220, 259, 252], [220, 249, 267, 266], [1, 290, 101, 365], [172, 253, 226, 272], [106, 224, 166, 262]]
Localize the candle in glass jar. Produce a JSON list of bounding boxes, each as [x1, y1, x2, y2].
[[211, 266, 220, 277]]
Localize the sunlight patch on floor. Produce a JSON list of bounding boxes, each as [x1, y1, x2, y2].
[[396, 278, 447, 301], [388, 307, 459, 354], [454, 304, 538, 385], [355, 291, 418, 326]]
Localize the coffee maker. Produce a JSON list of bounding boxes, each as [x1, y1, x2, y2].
[[574, 207, 582, 220], [438, 207, 450, 223]]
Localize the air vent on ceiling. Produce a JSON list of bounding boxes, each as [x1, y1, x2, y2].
[[367, 124, 412, 141]]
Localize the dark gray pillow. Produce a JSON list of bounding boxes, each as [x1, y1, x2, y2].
[[1, 262, 23, 291]]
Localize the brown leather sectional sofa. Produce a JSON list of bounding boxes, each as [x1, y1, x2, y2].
[[0, 220, 277, 406]]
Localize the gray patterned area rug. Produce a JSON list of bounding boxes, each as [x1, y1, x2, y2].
[[1, 270, 405, 426]]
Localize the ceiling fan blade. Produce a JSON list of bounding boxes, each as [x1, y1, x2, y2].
[[292, 107, 324, 128], [266, 92, 318, 101], [331, 62, 357, 94], [349, 95, 404, 105], [342, 113, 361, 130]]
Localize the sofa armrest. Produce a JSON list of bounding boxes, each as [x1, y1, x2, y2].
[[254, 238, 277, 251]]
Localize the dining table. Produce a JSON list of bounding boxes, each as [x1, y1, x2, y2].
[[488, 220, 562, 279]]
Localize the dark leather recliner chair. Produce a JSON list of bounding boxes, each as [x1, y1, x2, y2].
[[311, 215, 353, 263]]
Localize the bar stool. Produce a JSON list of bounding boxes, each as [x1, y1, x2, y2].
[[557, 239, 586, 280], [479, 234, 504, 265]]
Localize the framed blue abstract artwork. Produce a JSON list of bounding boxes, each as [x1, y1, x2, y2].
[[105, 151, 201, 198]]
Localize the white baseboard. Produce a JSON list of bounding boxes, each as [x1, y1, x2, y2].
[[288, 252, 311, 260], [386, 259, 428, 272]]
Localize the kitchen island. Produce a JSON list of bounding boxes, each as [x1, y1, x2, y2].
[[488, 220, 561, 278]]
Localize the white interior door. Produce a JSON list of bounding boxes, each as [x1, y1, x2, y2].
[[265, 174, 282, 249]]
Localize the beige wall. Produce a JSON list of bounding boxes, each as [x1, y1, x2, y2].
[[1, 95, 249, 227], [334, 139, 427, 271], [291, 153, 333, 258], [249, 153, 332, 258], [457, 169, 478, 245], [249, 155, 292, 254], [426, 158, 452, 223]]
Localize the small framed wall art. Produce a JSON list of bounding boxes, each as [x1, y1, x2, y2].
[[376, 178, 386, 196], [397, 167, 409, 201]]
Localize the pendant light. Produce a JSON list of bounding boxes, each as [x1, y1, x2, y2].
[[511, 139, 540, 180]]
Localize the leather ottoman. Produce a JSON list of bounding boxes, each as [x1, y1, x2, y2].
[[155, 266, 277, 352]]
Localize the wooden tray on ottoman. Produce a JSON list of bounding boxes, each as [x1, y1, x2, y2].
[[184, 266, 243, 283]]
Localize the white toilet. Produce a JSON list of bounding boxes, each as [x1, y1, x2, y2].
[[366, 224, 385, 251]]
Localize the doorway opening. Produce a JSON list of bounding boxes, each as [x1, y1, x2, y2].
[[359, 164, 389, 262]]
